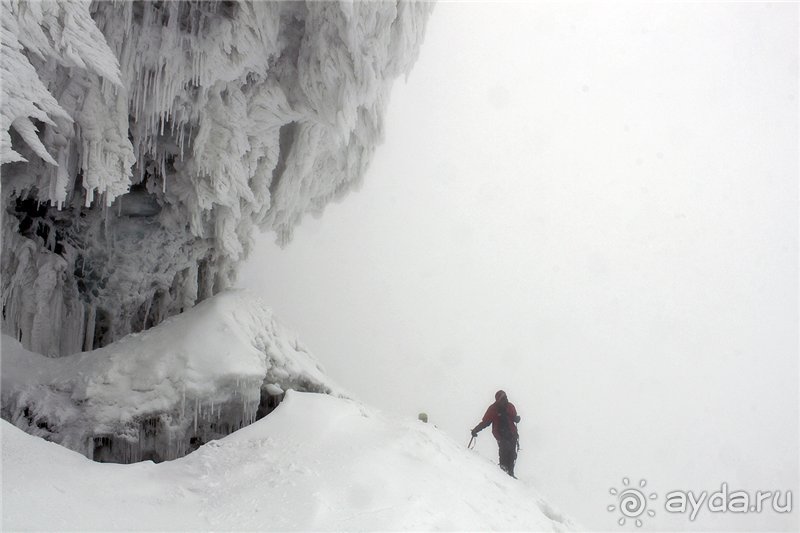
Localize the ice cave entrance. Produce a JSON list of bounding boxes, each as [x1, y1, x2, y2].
[[91, 383, 286, 464]]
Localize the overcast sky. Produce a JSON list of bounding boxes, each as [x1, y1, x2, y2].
[[241, 3, 798, 530]]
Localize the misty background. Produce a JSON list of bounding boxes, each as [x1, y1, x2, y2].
[[241, 3, 798, 531]]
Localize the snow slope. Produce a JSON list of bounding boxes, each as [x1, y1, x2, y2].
[[2, 391, 575, 531]]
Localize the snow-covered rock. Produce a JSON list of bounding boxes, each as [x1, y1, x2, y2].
[[1, 0, 433, 356], [1, 290, 339, 463], [1, 391, 576, 531]]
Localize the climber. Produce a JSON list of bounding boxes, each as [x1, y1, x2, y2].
[[471, 390, 520, 477]]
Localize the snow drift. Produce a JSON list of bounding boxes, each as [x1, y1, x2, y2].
[[2, 391, 576, 531], [1, 0, 433, 356], [1, 290, 338, 463]]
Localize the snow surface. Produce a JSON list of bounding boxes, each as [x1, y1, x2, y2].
[[1, 0, 433, 356], [1, 391, 575, 531], [1, 290, 338, 462]]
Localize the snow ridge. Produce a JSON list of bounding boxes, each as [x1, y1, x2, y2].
[[1, 0, 433, 356], [2, 391, 577, 531]]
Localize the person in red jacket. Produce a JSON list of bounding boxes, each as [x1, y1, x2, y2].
[[471, 390, 521, 477]]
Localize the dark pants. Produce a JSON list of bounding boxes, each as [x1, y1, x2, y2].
[[497, 437, 517, 476]]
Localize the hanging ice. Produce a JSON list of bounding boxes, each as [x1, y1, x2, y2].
[[1, 0, 433, 356]]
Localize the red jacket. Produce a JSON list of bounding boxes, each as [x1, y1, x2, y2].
[[480, 401, 519, 440]]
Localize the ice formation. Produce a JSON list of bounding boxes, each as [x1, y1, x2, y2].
[[1, 290, 340, 463], [1, 0, 432, 356]]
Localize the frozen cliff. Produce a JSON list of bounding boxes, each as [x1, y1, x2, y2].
[[1, 290, 340, 463], [1, 0, 432, 356]]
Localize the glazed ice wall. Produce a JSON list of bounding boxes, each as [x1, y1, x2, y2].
[[1, 0, 432, 356]]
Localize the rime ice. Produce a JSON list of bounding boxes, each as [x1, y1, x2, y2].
[[1, 0, 432, 356]]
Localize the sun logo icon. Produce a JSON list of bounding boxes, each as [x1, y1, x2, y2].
[[607, 477, 657, 527]]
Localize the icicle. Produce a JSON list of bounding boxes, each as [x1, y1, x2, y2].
[[83, 304, 96, 352]]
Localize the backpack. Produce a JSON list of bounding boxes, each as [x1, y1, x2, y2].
[[495, 404, 514, 440]]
